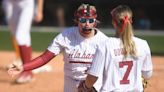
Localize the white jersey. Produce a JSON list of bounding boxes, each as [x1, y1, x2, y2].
[[47, 26, 108, 92], [88, 37, 153, 92]]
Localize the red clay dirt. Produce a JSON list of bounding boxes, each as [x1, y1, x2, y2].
[[0, 51, 164, 92]]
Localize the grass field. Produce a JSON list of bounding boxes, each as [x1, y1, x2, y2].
[[0, 31, 59, 51], [0, 29, 164, 55]]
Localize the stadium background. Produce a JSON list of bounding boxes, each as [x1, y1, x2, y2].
[[0, 0, 164, 92], [0, 0, 164, 29]]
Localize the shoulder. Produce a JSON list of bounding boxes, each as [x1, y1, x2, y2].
[[97, 38, 112, 49], [104, 37, 120, 45], [60, 26, 78, 36], [133, 37, 149, 46], [133, 37, 150, 53], [61, 26, 77, 34], [96, 38, 113, 57]]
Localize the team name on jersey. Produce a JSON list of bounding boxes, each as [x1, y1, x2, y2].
[[114, 48, 124, 56], [68, 49, 94, 59]]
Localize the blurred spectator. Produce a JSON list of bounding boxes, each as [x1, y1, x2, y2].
[[134, 8, 151, 30], [44, 0, 67, 27], [0, 1, 5, 25]]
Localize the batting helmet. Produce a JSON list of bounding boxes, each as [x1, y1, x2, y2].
[[74, 4, 97, 19]]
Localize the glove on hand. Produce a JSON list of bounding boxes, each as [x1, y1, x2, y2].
[[142, 77, 148, 89], [78, 81, 97, 92]]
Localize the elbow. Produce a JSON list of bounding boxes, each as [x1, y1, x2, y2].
[[142, 70, 153, 80]]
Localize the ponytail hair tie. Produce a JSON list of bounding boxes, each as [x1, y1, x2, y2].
[[120, 15, 129, 32]]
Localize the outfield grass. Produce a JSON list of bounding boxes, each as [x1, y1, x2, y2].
[[0, 31, 164, 55], [140, 35, 164, 55], [0, 31, 59, 51]]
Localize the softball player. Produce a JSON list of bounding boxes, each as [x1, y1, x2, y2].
[[8, 4, 108, 92], [78, 5, 153, 92], [2, 0, 44, 83]]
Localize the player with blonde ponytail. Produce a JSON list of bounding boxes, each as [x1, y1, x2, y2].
[[78, 5, 153, 92], [111, 5, 137, 58]]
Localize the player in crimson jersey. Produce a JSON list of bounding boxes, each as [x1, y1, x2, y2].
[[8, 4, 108, 92], [78, 5, 153, 92]]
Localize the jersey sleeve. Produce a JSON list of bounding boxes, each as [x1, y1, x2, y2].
[[142, 40, 153, 71], [87, 44, 106, 77], [47, 32, 64, 55]]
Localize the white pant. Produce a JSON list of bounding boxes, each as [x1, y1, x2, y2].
[[64, 76, 82, 92], [2, 0, 34, 46]]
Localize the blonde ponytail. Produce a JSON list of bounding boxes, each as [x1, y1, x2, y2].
[[121, 21, 137, 58], [111, 5, 138, 58]]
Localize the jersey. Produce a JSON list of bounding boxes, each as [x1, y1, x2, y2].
[[47, 26, 108, 92], [88, 37, 153, 92]]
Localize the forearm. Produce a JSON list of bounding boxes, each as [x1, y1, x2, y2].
[[23, 50, 55, 71], [36, 0, 44, 12], [85, 74, 98, 88]]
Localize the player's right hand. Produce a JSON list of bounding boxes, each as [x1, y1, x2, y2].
[[7, 64, 23, 78], [34, 10, 43, 23]]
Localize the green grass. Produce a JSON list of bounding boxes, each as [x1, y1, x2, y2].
[[0, 31, 59, 51], [31, 32, 59, 51], [0, 31, 164, 55], [138, 35, 164, 55]]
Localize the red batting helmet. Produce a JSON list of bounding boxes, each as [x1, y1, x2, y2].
[[74, 4, 97, 19]]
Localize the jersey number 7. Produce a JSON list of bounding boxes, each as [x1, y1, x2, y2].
[[119, 61, 133, 84]]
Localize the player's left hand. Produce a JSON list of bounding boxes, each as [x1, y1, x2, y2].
[[78, 81, 97, 92], [142, 77, 148, 89]]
